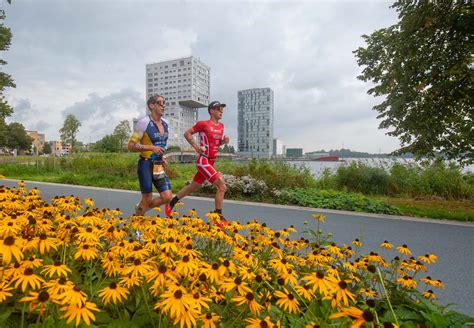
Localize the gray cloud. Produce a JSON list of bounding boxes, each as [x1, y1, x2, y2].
[[4, 0, 400, 153]]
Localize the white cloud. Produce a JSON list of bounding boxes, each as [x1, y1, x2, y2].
[[3, 0, 399, 153]]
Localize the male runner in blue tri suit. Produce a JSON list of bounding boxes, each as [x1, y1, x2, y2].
[[127, 95, 172, 216]]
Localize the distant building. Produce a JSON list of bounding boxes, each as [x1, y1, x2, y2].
[[237, 88, 274, 158], [273, 138, 285, 157], [286, 148, 303, 158], [49, 141, 62, 157], [146, 56, 210, 149], [26, 130, 46, 154]]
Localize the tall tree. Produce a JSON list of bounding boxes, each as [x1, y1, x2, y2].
[[59, 114, 81, 155], [354, 1, 473, 165], [42, 142, 52, 155], [0, 4, 16, 121], [6, 122, 31, 151], [92, 134, 120, 153], [113, 120, 131, 152]]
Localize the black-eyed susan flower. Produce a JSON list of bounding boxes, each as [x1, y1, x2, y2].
[[124, 258, 153, 278], [13, 267, 45, 292], [396, 244, 412, 255], [41, 262, 72, 278], [329, 306, 375, 327], [312, 213, 326, 222], [301, 271, 332, 296], [396, 275, 417, 289], [19, 290, 58, 316], [119, 274, 141, 289], [360, 288, 377, 298], [351, 238, 362, 247], [44, 277, 73, 296], [245, 316, 274, 328], [61, 301, 99, 327], [380, 240, 394, 249], [220, 276, 252, 295], [98, 282, 129, 305], [328, 277, 356, 307], [274, 288, 300, 314], [232, 292, 264, 316], [156, 286, 194, 319], [0, 281, 13, 302], [200, 312, 220, 328], [74, 244, 99, 261], [58, 285, 87, 307], [294, 284, 314, 300], [418, 254, 437, 264], [0, 236, 24, 265], [422, 289, 437, 300]]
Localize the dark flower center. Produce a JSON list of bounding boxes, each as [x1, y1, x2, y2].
[[158, 265, 167, 274], [134, 259, 141, 266], [59, 277, 67, 285], [212, 263, 219, 270], [199, 273, 207, 282], [206, 313, 212, 320], [86, 227, 93, 233], [182, 256, 190, 263], [174, 290, 183, 299], [4, 236, 15, 246], [109, 282, 117, 289], [288, 293, 294, 300], [54, 262, 61, 266], [245, 292, 254, 301], [24, 268, 34, 276], [223, 260, 230, 267], [38, 291, 50, 302], [362, 310, 374, 322], [316, 271, 324, 279], [260, 320, 268, 328], [338, 281, 347, 289], [234, 277, 242, 285]]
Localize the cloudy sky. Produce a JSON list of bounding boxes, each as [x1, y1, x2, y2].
[[3, 0, 401, 153]]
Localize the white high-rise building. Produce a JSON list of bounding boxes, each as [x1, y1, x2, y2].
[[273, 138, 285, 157], [237, 88, 274, 158], [146, 56, 210, 149]]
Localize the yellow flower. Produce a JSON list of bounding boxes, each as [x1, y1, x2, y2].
[[0, 236, 24, 265], [330, 306, 375, 327], [274, 289, 300, 314], [13, 268, 45, 292], [200, 312, 220, 328], [61, 301, 99, 327], [74, 244, 99, 261], [124, 258, 153, 278], [379, 240, 394, 249], [156, 286, 194, 319], [0, 281, 13, 302], [311, 213, 326, 222], [351, 238, 362, 247], [58, 285, 87, 306], [220, 276, 252, 296], [396, 244, 412, 255], [328, 277, 356, 307], [19, 290, 58, 316], [84, 198, 95, 207], [396, 275, 417, 289], [41, 262, 72, 278], [232, 292, 264, 316], [301, 271, 332, 296], [418, 254, 437, 264], [422, 289, 437, 300], [98, 282, 129, 305], [245, 316, 278, 328]]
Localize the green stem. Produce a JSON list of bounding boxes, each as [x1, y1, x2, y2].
[[21, 302, 26, 328], [376, 267, 399, 326], [140, 284, 156, 328]]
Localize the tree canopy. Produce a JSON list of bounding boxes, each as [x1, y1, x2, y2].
[[354, 0, 473, 165], [0, 6, 16, 121], [59, 114, 81, 154], [113, 119, 131, 151]]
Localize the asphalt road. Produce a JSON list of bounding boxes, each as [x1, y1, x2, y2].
[[1, 179, 473, 316]]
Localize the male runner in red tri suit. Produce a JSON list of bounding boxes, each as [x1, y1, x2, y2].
[[166, 101, 230, 228]]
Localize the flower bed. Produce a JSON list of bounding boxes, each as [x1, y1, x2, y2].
[[0, 181, 471, 327]]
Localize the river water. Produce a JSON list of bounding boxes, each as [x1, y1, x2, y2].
[[285, 158, 473, 178]]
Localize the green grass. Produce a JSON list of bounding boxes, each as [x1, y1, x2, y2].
[[1, 154, 472, 221]]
